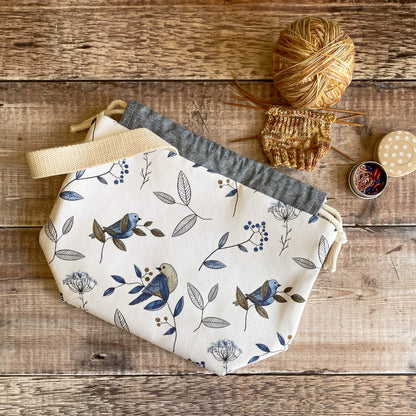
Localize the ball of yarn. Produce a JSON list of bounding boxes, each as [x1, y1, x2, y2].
[[272, 17, 355, 109]]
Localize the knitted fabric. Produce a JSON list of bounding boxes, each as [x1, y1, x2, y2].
[[260, 105, 336, 171]]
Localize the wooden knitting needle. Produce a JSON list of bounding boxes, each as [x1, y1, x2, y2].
[[228, 136, 355, 162], [224, 102, 364, 126]]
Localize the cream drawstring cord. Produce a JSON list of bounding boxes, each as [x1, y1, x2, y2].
[[70, 100, 128, 133], [318, 203, 348, 273]]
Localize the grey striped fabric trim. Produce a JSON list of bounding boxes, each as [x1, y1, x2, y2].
[[120, 101, 327, 216]]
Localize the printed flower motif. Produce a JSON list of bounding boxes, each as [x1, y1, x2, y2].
[[268, 202, 300, 255], [63, 271, 97, 311], [207, 339, 242, 374], [198, 221, 268, 270]]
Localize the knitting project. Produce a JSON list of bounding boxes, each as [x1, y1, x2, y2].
[[260, 105, 337, 171]]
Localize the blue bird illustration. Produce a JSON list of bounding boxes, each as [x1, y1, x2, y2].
[[234, 279, 281, 306], [90, 213, 140, 239], [131, 263, 178, 305]]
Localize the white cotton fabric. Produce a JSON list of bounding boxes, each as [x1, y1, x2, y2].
[[41, 116, 337, 375]]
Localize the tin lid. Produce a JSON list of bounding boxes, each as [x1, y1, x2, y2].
[[375, 131, 416, 177]]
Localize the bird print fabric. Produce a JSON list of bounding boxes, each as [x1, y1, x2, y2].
[[40, 113, 339, 376]]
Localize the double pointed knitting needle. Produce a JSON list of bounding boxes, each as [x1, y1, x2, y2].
[[228, 136, 355, 162]]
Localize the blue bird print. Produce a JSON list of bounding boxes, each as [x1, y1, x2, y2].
[[234, 279, 281, 306], [130, 263, 178, 307], [90, 213, 140, 239]]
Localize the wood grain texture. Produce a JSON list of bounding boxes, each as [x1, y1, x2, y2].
[[1, 227, 414, 375], [1, 375, 416, 415], [1, 81, 416, 226], [1, 2, 415, 80]]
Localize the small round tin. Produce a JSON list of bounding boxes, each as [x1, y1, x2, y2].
[[374, 130, 416, 178], [348, 161, 388, 199]]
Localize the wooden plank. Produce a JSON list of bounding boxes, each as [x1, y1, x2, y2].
[[1, 2, 415, 80], [1, 81, 415, 226], [1, 375, 415, 415], [1, 226, 415, 375]]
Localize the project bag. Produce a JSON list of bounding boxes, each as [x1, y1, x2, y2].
[[26, 100, 347, 375]]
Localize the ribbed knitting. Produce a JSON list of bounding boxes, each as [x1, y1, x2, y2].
[[260, 105, 336, 171]]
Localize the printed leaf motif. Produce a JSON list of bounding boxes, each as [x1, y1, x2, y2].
[[218, 232, 229, 249], [144, 299, 166, 311], [45, 218, 57, 242], [277, 332, 286, 346], [130, 292, 151, 305], [293, 257, 317, 269], [261, 281, 269, 300], [225, 189, 237, 197], [144, 221, 153, 227], [55, 249, 85, 261], [246, 294, 258, 303], [129, 285, 144, 294], [164, 327, 176, 335], [202, 317, 230, 329], [308, 215, 319, 224], [173, 296, 184, 317], [177, 170, 191, 205], [203, 260, 226, 269], [318, 235, 329, 265], [273, 295, 287, 303], [75, 170, 85, 179], [255, 304, 269, 319], [113, 238, 127, 251], [62, 216, 74, 235], [208, 283, 219, 302], [172, 214, 197, 237], [238, 244, 248, 252], [256, 343, 270, 353], [103, 287, 115, 296], [93, 219, 105, 243], [248, 356, 260, 364], [120, 214, 129, 233], [291, 294, 306, 303], [154, 191, 176, 205], [151, 228, 165, 237], [111, 275, 125, 284], [134, 264, 142, 278], [97, 176, 108, 184], [59, 191, 84, 201], [187, 283, 204, 310], [103, 227, 116, 236], [133, 228, 146, 236], [167, 151, 177, 158], [236, 287, 248, 310], [114, 309, 130, 332], [284, 287, 293, 293]]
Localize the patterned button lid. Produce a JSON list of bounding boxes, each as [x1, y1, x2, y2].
[[375, 131, 416, 177]]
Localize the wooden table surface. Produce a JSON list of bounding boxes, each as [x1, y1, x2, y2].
[[1, 1, 416, 415]]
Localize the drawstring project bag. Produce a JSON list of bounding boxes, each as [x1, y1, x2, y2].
[[26, 100, 347, 375]]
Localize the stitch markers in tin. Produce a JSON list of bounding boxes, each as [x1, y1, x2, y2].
[[349, 161, 388, 199]]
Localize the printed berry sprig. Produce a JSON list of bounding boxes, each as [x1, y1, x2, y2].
[[59, 159, 130, 201], [198, 221, 268, 270]]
